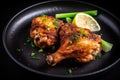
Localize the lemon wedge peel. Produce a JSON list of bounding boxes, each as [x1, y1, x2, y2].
[[72, 12, 101, 32]]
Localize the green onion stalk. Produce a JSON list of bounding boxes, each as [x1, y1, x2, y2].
[[56, 10, 97, 18]]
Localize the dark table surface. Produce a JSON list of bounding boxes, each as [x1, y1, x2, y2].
[[0, 0, 120, 80]]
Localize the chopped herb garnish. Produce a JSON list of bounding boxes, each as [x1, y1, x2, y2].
[[70, 34, 75, 39], [26, 38, 31, 43], [70, 34, 79, 42], [30, 52, 40, 60], [66, 17, 72, 23], [24, 37, 36, 48], [42, 18, 46, 22], [31, 52, 35, 57], [38, 48, 44, 53], [67, 68, 72, 74], [48, 22, 52, 27], [69, 40, 73, 44], [79, 29, 83, 33], [53, 21, 58, 25], [79, 29, 83, 37], [83, 32, 87, 37], [40, 13, 45, 17], [24, 37, 31, 46], [31, 56, 40, 60], [74, 36, 79, 41], [96, 53, 102, 59], [55, 26, 59, 30], [30, 41, 35, 48], [45, 26, 50, 30], [79, 29, 88, 37], [16, 48, 21, 52]]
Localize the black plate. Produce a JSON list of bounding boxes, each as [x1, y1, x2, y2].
[[2, 0, 120, 78]]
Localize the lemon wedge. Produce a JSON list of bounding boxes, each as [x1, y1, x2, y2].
[[72, 13, 101, 32]]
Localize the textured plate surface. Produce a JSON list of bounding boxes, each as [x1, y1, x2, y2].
[[2, 0, 120, 78]]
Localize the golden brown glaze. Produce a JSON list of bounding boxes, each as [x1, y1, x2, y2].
[[46, 23, 101, 66], [30, 15, 64, 48]]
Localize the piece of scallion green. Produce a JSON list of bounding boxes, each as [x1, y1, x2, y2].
[[66, 17, 72, 23], [69, 40, 73, 44], [26, 38, 31, 43], [40, 13, 45, 17], [31, 56, 40, 60], [101, 39, 113, 52], [38, 48, 44, 53], [96, 53, 102, 59], [30, 41, 35, 48], [16, 48, 21, 52], [31, 52, 35, 57], [56, 10, 97, 18], [30, 52, 40, 60], [55, 26, 60, 30], [67, 68, 72, 74], [53, 21, 58, 25]]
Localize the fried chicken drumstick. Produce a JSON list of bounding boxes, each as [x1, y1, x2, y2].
[[30, 15, 64, 48], [46, 23, 102, 66], [30, 14, 102, 66]]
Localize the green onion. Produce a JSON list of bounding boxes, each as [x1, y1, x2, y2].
[[53, 21, 58, 25], [67, 68, 72, 74], [79, 29, 83, 37], [83, 32, 87, 37], [24, 37, 36, 48], [31, 52, 35, 57], [83, 10, 97, 16], [30, 52, 40, 60], [56, 12, 77, 18], [31, 56, 40, 60], [96, 53, 102, 59], [26, 38, 31, 43], [30, 41, 35, 48], [74, 36, 79, 41], [45, 26, 50, 30], [66, 17, 72, 23], [55, 26, 60, 30], [69, 40, 73, 44], [42, 18, 46, 22], [38, 48, 44, 53], [70, 34, 79, 42], [101, 39, 113, 52], [16, 48, 21, 52], [40, 13, 45, 17], [56, 10, 97, 18]]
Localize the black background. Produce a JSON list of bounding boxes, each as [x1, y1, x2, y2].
[[0, 0, 120, 80]]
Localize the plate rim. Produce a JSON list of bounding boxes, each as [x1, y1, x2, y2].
[[2, 0, 120, 78]]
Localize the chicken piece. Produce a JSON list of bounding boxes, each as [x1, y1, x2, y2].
[[46, 23, 102, 66], [30, 15, 64, 48]]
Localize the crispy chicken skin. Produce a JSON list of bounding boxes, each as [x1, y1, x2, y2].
[[46, 23, 102, 66], [30, 15, 64, 48]]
